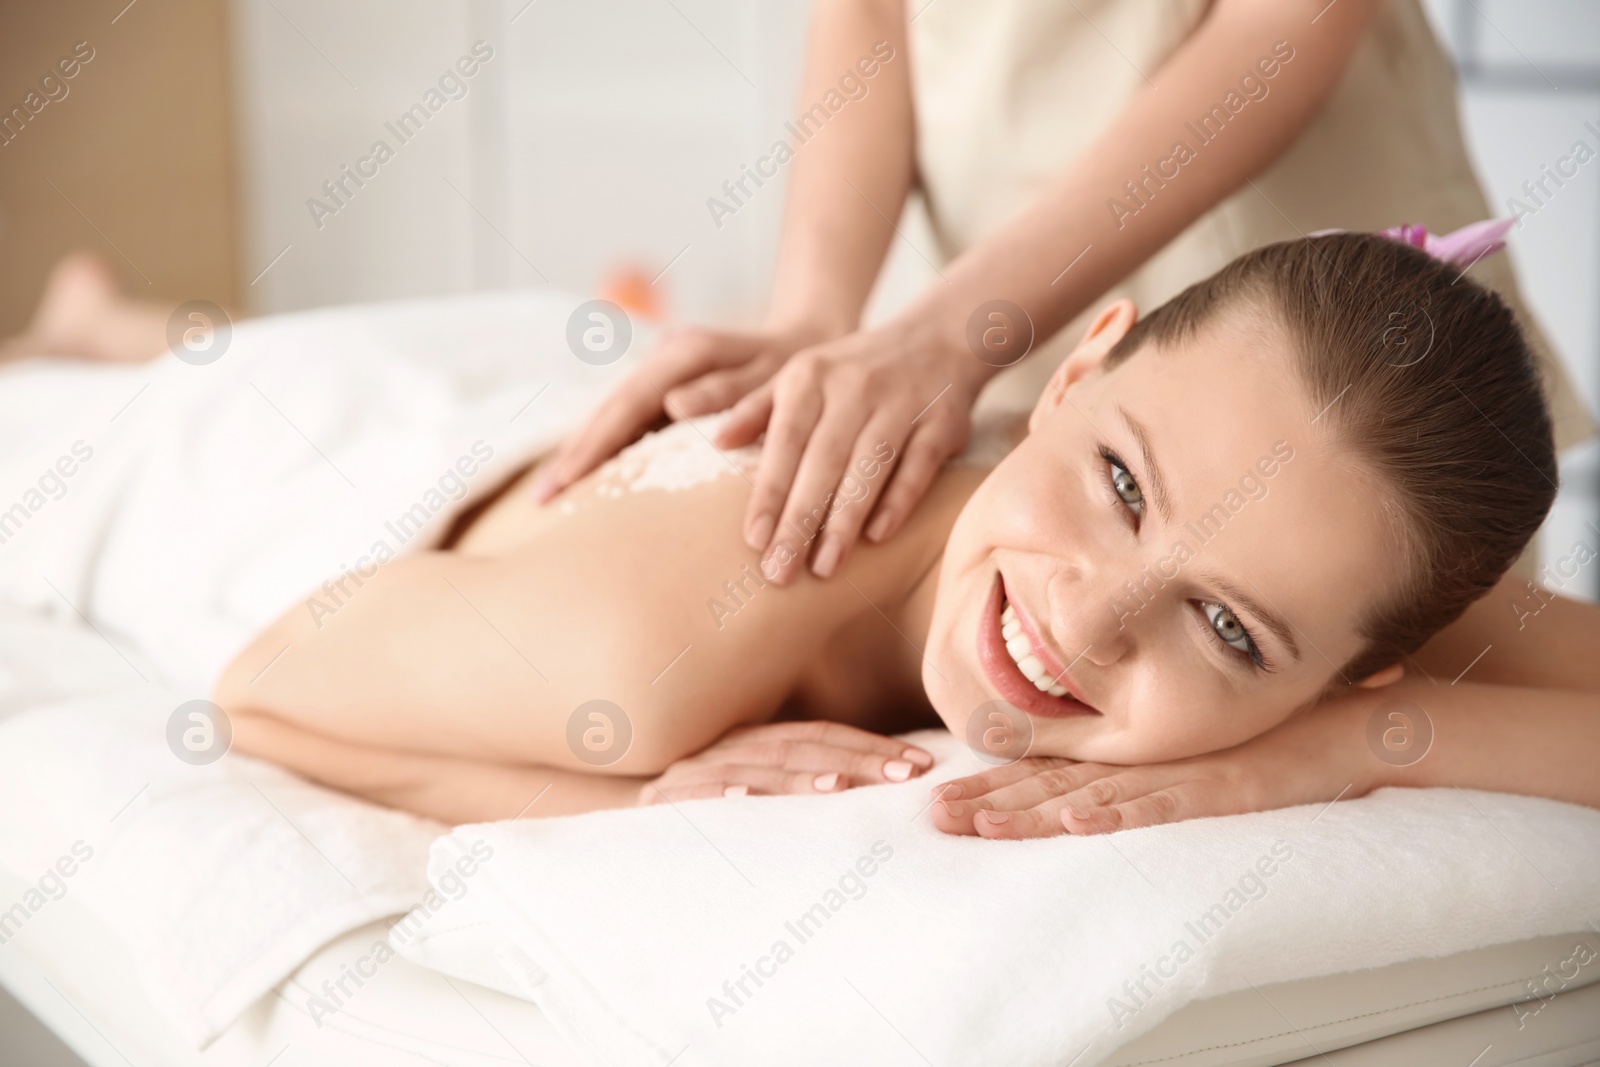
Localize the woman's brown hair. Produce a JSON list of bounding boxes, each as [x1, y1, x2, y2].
[[1104, 232, 1557, 682]]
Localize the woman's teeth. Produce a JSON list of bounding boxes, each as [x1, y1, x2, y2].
[[1001, 600, 1069, 697]]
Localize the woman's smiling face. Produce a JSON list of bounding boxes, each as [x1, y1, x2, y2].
[[923, 299, 1404, 764]]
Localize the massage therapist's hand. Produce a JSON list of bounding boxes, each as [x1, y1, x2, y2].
[[639, 721, 934, 804], [530, 321, 831, 504], [535, 312, 985, 585], [716, 314, 984, 584], [929, 696, 1378, 838]]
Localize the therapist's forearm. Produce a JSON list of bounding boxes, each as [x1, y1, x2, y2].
[[901, 0, 1379, 368], [765, 0, 914, 339]]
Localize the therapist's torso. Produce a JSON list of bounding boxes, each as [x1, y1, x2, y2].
[[908, 0, 1594, 456]]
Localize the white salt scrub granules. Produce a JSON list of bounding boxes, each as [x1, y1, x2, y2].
[[554, 408, 1019, 514], [583, 412, 761, 501]]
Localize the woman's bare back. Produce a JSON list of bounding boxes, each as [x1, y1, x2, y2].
[[214, 416, 984, 780]]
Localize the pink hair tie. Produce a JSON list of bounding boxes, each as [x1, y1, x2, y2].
[[1309, 218, 1514, 268]]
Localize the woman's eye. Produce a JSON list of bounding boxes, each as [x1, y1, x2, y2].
[[1203, 602, 1259, 661], [1104, 451, 1145, 517]]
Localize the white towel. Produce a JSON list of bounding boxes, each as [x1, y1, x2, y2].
[[393, 729, 1600, 1067], [0, 676, 441, 1047], [0, 289, 634, 692]]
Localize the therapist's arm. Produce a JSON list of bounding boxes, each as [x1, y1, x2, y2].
[[533, 0, 913, 502], [549, 0, 1384, 585]]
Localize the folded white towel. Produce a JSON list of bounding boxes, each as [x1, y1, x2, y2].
[[394, 730, 1600, 1067], [0, 696, 442, 1047]]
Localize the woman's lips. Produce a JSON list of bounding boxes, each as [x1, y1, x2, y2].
[[976, 573, 1099, 719]]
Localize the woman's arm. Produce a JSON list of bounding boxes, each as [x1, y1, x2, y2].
[[930, 674, 1600, 839], [232, 702, 933, 825], [1410, 571, 1600, 693], [1360, 679, 1600, 807], [231, 710, 648, 824]]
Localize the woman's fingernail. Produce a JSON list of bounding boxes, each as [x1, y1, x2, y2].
[[903, 749, 934, 768], [747, 513, 775, 551], [812, 537, 843, 578], [1066, 804, 1090, 820], [866, 510, 894, 542], [979, 809, 1010, 824], [939, 800, 963, 817], [883, 759, 913, 782], [813, 772, 839, 791], [724, 784, 749, 797], [937, 782, 963, 800]]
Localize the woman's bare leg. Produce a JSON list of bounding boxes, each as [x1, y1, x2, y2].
[[2, 252, 172, 363]]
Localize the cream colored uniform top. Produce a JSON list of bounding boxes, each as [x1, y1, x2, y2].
[[910, 0, 1596, 459]]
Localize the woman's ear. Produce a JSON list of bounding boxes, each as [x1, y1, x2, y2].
[[1029, 299, 1139, 433], [1355, 663, 1405, 689]]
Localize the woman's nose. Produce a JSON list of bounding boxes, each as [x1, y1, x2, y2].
[[1049, 559, 1168, 667]]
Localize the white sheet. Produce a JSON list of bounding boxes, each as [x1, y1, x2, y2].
[[393, 738, 1600, 1067]]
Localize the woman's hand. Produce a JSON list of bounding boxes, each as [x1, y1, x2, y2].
[[931, 696, 1373, 838], [716, 314, 985, 583], [639, 720, 934, 804], [531, 320, 834, 503]]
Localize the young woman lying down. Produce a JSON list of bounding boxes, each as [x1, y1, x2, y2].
[[30, 232, 1600, 836]]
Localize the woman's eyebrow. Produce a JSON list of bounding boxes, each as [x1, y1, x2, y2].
[[1200, 572, 1302, 663], [1116, 405, 1173, 524]]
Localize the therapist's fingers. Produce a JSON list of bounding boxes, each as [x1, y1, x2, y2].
[[740, 368, 825, 555], [713, 379, 776, 449], [761, 391, 872, 584], [863, 405, 969, 544], [532, 381, 662, 502], [532, 329, 755, 502], [802, 413, 911, 578], [663, 351, 785, 421]]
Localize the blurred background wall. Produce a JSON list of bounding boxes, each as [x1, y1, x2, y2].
[[0, 0, 1595, 596], [0, 0, 239, 335], [227, 0, 815, 324]]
